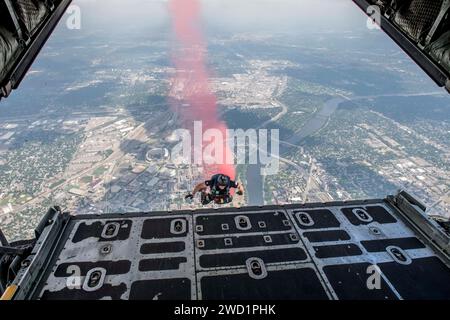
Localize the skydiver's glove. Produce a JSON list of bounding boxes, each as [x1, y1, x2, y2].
[[185, 193, 194, 200]]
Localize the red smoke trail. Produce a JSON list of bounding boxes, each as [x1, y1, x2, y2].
[[168, 0, 235, 182]]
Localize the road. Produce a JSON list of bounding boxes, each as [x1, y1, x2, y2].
[[13, 122, 148, 212]]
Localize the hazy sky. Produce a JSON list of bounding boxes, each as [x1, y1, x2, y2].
[[71, 0, 369, 35]]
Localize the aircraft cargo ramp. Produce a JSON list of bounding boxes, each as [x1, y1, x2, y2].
[[1, 191, 450, 300]]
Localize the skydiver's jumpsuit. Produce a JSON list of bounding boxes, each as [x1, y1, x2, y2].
[[201, 174, 238, 205]]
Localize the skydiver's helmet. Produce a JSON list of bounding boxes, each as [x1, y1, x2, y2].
[[216, 174, 229, 190]]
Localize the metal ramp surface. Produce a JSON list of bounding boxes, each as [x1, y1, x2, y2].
[[12, 193, 449, 300]]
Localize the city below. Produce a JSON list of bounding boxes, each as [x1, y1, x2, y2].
[[0, 30, 449, 241]]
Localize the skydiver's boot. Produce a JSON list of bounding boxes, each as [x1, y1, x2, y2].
[[224, 195, 233, 204], [221, 195, 233, 204], [201, 192, 213, 205]]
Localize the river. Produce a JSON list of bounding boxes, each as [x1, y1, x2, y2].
[[245, 97, 345, 206]]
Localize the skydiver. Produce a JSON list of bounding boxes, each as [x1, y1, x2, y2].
[[185, 173, 244, 205]]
